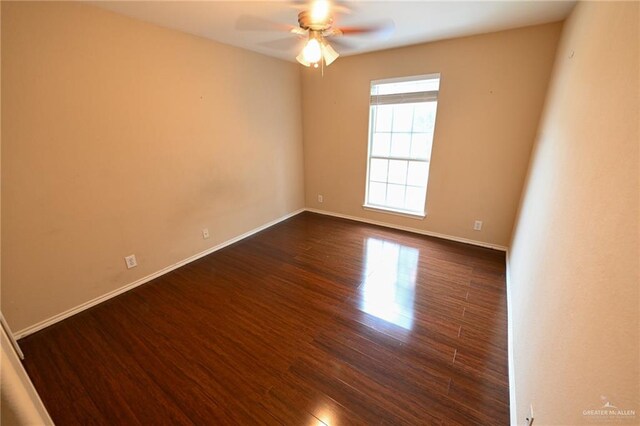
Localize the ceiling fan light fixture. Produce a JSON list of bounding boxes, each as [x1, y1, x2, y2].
[[295, 51, 310, 67], [321, 40, 339, 66], [302, 37, 322, 63], [298, 32, 339, 68]]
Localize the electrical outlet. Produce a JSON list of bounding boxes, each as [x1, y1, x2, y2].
[[473, 220, 483, 231], [202, 228, 210, 239], [318, 194, 324, 203], [525, 404, 534, 426], [124, 254, 137, 269]]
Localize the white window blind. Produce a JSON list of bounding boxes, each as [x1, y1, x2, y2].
[[364, 74, 440, 217]]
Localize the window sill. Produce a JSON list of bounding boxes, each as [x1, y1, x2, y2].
[[362, 204, 426, 220]]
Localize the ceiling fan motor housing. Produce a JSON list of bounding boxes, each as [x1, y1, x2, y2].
[[298, 11, 332, 32]]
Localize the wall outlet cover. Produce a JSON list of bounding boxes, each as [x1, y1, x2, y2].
[[124, 254, 137, 269]]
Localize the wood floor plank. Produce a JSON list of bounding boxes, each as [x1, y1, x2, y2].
[[19, 212, 510, 425], [20, 331, 109, 426]]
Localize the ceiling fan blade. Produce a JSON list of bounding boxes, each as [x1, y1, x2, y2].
[[235, 15, 295, 32], [288, 0, 306, 9], [336, 20, 395, 38], [326, 37, 354, 52], [322, 27, 341, 37], [333, 3, 352, 14], [259, 37, 306, 52]]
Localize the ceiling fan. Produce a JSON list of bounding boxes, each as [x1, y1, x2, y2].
[[237, 1, 394, 69]]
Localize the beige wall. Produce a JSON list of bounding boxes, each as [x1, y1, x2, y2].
[[1, 1, 304, 332], [509, 2, 639, 424], [0, 7, 51, 422], [301, 23, 562, 248]]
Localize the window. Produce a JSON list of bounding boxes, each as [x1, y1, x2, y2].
[[364, 74, 440, 217]]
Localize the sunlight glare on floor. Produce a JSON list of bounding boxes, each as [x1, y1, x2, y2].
[[358, 237, 419, 330]]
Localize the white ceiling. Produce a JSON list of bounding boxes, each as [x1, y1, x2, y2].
[[92, 1, 576, 61]]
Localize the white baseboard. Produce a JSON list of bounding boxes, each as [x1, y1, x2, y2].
[[15, 206, 507, 339], [304, 208, 508, 251], [14, 208, 305, 339], [1, 327, 54, 425], [506, 249, 518, 425]]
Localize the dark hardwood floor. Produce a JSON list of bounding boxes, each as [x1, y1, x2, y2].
[[19, 212, 509, 425]]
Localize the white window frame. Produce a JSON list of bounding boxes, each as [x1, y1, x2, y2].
[[363, 73, 441, 219]]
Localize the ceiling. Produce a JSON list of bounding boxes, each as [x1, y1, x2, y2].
[[92, 1, 576, 62]]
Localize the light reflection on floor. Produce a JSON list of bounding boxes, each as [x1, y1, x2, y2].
[[358, 237, 419, 330]]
